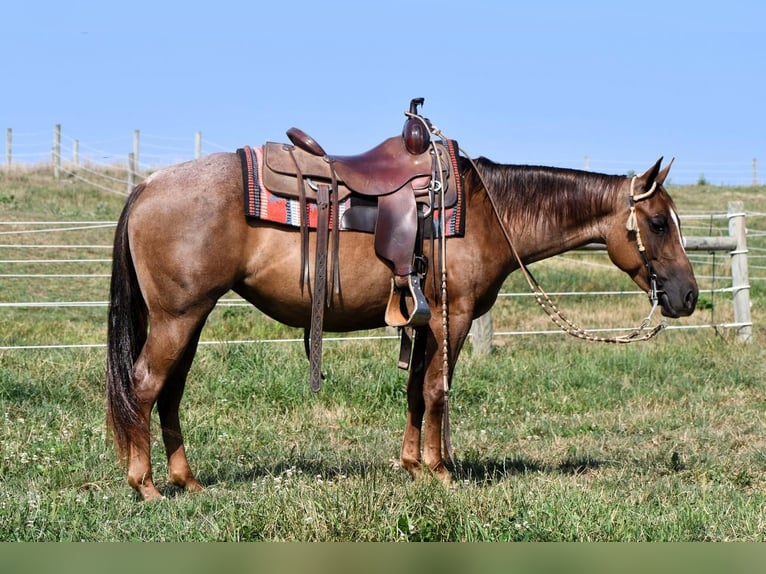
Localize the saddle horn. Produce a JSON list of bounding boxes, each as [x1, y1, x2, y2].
[[402, 97, 430, 155], [409, 98, 425, 115]]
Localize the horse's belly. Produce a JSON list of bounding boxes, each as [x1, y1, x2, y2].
[[236, 232, 394, 331], [247, 294, 390, 332]]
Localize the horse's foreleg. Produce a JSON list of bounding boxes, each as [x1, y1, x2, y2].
[[419, 314, 473, 482], [402, 358, 449, 482], [421, 369, 450, 482], [399, 325, 452, 482], [400, 366, 425, 478]]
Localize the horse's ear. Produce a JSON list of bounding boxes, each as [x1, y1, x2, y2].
[[656, 157, 674, 186], [635, 157, 664, 193]]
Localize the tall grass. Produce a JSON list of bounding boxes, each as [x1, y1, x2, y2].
[[1, 169, 765, 541]]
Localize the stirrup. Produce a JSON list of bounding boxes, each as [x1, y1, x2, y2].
[[384, 274, 431, 327]]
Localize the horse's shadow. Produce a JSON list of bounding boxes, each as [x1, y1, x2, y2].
[[451, 452, 604, 484], [165, 452, 605, 496]]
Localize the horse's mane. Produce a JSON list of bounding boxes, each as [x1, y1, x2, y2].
[[461, 156, 625, 229]]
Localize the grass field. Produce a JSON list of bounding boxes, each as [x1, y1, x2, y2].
[[1, 168, 765, 541]]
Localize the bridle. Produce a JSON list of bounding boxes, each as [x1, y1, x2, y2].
[[625, 175, 663, 328], [470, 158, 667, 344]]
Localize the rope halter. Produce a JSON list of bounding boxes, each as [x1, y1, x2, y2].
[[625, 175, 662, 322], [625, 175, 657, 250]]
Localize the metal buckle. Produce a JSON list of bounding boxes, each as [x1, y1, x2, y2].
[[413, 254, 428, 276]]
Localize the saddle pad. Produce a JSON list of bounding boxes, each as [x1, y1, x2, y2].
[[236, 145, 464, 237], [238, 145, 348, 227]]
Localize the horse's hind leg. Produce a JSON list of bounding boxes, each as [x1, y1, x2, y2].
[[157, 323, 206, 493], [127, 311, 210, 500]]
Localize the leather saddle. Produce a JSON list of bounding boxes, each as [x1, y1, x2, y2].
[[260, 99, 460, 390]]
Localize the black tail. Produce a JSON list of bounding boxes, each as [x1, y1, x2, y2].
[[106, 184, 148, 461]]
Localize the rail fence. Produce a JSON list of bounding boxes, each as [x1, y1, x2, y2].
[[0, 203, 758, 353]]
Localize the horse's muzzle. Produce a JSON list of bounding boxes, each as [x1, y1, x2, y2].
[[659, 285, 698, 318]]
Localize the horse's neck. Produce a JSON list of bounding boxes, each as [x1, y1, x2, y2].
[[502, 177, 623, 264], [505, 224, 594, 265]]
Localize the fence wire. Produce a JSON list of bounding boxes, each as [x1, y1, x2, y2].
[[0, 210, 760, 350]]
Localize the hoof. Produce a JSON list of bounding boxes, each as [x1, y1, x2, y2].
[[434, 467, 452, 485], [130, 474, 164, 502], [184, 479, 205, 493], [169, 474, 205, 494], [139, 486, 165, 502], [401, 458, 452, 484], [426, 463, 452, 485], [400, 457, 421, 480]]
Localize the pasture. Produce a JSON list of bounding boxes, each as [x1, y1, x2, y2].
[[1, 168, 765, 541]]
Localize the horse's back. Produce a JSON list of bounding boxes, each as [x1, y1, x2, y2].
[[126, 152, 392, 330], [137, 152, 244, 213]]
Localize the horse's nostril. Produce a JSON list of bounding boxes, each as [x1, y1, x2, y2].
[[685, 289, 698, 310]]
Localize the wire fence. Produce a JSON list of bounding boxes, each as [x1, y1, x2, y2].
[[3, 126, 762, 187], [2, 125, 763, 350], [0, 207, 761, 351]]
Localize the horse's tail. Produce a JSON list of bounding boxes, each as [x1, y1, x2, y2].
[[106, 183, 148, 462]]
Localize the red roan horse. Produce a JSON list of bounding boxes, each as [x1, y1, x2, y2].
[[106, 144, 697, 500]]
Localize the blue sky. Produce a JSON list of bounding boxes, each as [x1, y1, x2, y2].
[[3, 1, 763, 184]]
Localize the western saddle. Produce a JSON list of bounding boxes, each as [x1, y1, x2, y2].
[[260, 99, 460, 390]]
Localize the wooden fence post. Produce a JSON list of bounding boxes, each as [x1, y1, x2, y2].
[[5, 128, 11, 170], [470, 312, 494, 355], [127, 152, 136, 194], [52, 124, 61, 178], [728, 201, 752, 343], [133, 130, 140, 173]]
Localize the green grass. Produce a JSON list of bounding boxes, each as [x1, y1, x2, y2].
[[1, 169, 766, 541]]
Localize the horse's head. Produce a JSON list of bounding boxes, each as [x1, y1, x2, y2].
[[605, 158, 698, 318]]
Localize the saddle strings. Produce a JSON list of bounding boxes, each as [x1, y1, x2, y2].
[[286, 146, 311, 292], [460, 152, 666, 344]]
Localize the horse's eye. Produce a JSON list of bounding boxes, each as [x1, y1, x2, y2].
[[649, 215, 667, 234]]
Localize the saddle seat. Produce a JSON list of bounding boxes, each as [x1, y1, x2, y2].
[[286, 127, 434, 198], [262, 134, 457, 207]]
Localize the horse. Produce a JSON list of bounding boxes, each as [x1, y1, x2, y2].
[[106, 149, 697, 500]]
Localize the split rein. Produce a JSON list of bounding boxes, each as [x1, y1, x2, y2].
[[464, 154, 667, 344]]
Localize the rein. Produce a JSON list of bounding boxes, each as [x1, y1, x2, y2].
[[405, 113, 455, 463], [464, 156, 667, 344]]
